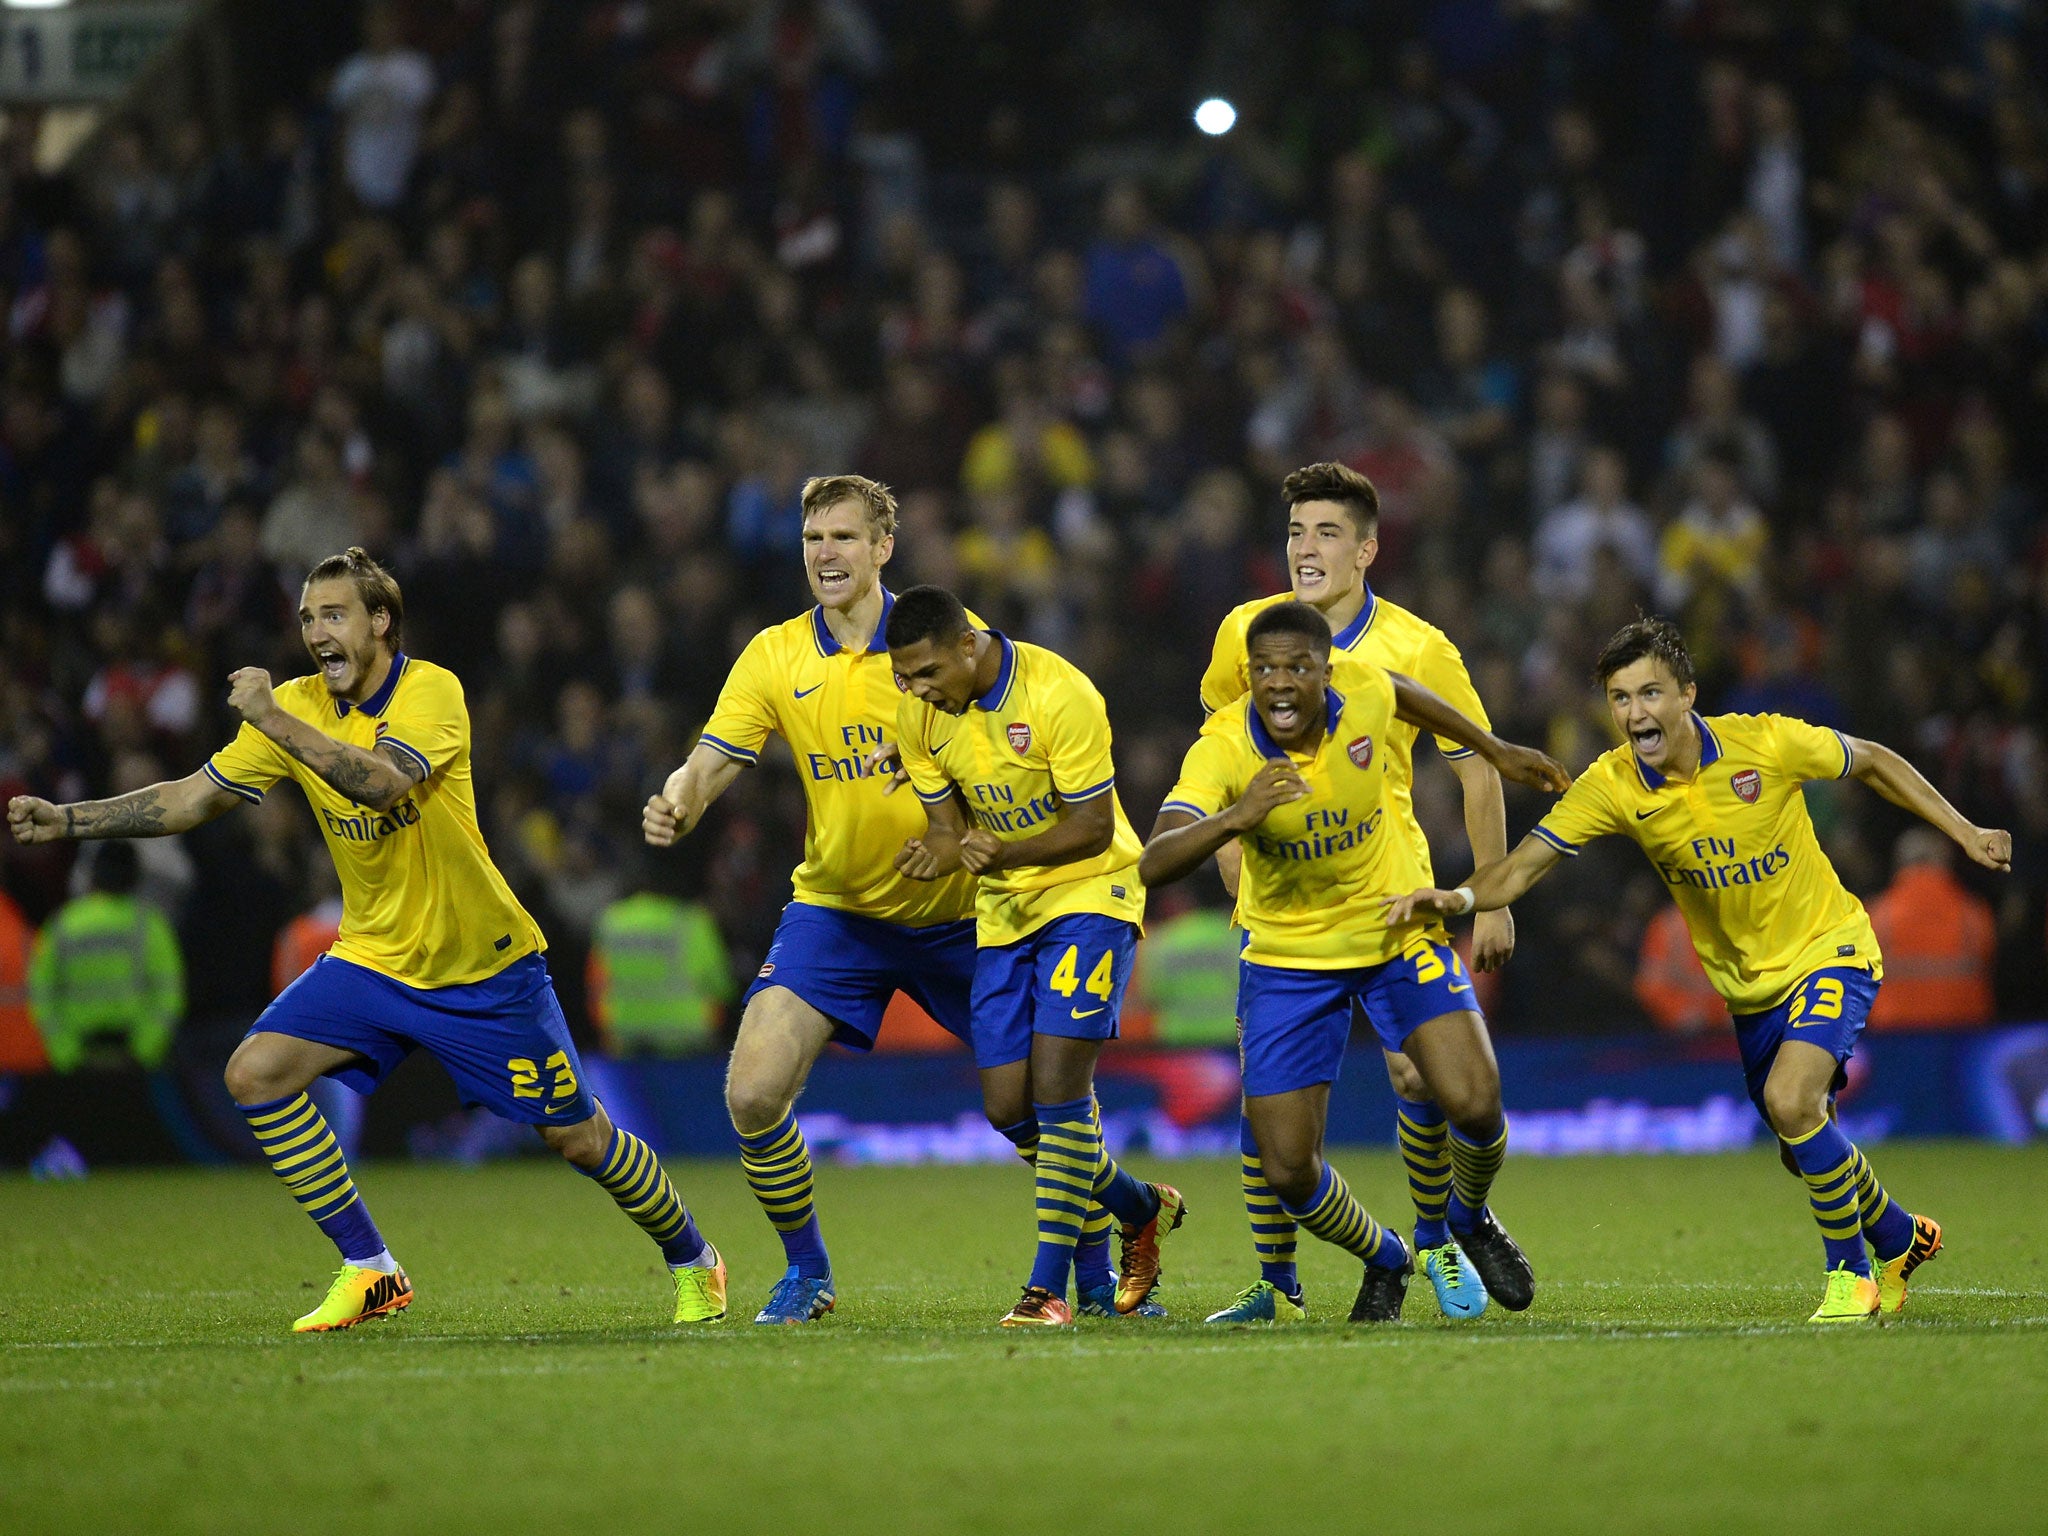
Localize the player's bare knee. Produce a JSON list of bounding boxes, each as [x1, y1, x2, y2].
[[1383, 1053, 1430, 1103], [1264, 1151, 1321, 1207], [1763, 1081, 1826, 1141], [223, 1042, 291, 1104], [725, 1072, 791, 1137], [1440, 1082, 1503, 1137], [543, 1107, 612, 1169]]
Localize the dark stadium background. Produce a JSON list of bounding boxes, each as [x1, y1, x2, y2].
[[2, 0, 2043, 1105]]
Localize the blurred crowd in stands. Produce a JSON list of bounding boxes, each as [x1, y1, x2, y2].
[[1, 0, 2043, 1068]]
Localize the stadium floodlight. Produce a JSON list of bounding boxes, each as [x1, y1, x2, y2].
[[1, 0, 76, 10], [1194, 97, 1237, 136]]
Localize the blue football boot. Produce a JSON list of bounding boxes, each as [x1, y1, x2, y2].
[[1419, 1242, 1489, 1320], [754, 1266, 835, 1324], [1203, 1279, 1305, 1324], [1079, 1277, 1167, 1318]]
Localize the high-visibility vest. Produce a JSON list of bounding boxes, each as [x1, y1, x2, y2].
[[1134, 909, 1242, 1046], [1867, 866, 1995, 1030], [27, 892, 183, 1071], [1634, 903, 1730, 1034], [0, 890, 43, 1073], [587, 893, 732, 1055]]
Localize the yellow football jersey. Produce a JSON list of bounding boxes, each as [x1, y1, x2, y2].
[[700, 592, 978, 928], [1201, 587, 1490, 881], [1532, 712, 1881, 1013], [206, 654, 544, 989], [1164, 667, 1443, 969], [897, 633, 1145, 947]]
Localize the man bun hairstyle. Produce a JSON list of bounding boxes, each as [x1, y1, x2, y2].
[[885, 584, 971, 650], [1281, 460, 1380, 538], [1594, 615, 1694, 688], [1245, 600, 1334, 658], [802, 473, 898, 539], [305, 547, 404, 647]]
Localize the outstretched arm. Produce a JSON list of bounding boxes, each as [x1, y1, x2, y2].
[[1388, 672, 1572, 793], [229, 668, 422, 812], [1447, 752, 1517, 971], [643, 741, 749, 846], [1847, 736, 2012, 871], [1382, 832, 1566, 926], [8, 770, 241, 843]]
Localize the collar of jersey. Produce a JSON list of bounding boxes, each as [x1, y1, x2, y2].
[[1634, 711, 1721, 790], [335, 652, 408, 718], [1331, 586, 1377, 649], [971, 631, 1018, 711], [1247, 687, 1345, 759], [810, 589, 895, 658]]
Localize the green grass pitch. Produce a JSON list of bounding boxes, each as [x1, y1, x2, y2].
[[5, 1143, 2045, 1534]]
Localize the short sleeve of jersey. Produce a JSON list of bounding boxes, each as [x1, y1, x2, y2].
[[1532, 763, 1625, 856], [205, 723, 289, 804], [1409, 625, 1490, 760], [699, 631, 780, 766], [1766, 714, 1855, 783], [1160, 722, 1244, 821], [1197, 612, 1248, 715], [1040, 672, 1118, 803], [895, 693, 952, 805], [377, 665, 468, 780]]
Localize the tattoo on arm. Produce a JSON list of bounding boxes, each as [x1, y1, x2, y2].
[[264, 719, 410, 808], [376, 740, 429, 786], [64, 789, 168, 839]]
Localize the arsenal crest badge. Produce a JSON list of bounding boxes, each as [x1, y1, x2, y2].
[[1731, 768, 1762, 803], [1347, 735, 1374, 769], [1007, 722, 1032, 755]]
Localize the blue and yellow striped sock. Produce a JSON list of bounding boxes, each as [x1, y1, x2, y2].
[[1396, 1098, 1452, 1248], [584, 1126, 706, 1266], [239, 1093, 386, 1262], [1240, 1114, 1298, 1294], [1004, 1115, 1110, 1291], [1850, 1143, 1916, 1263], [1784, 1119, 1872, 1276], [1088, 1099, 1159, 1228], [1028, 1097, 1100, 1295], [1280, 1162, 1407, 1269], [1446, 1118, 1508, 1232], [737, 1110, 828, 1278]]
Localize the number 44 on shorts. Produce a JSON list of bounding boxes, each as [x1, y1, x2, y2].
[[1049, 944, 1115, 1014]]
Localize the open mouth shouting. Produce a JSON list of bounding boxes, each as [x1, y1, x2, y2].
[[1630, 721, 1665, 759], [314, 646, 352, 689], [813, 565, 852, 600], [1292, 561, 1330, 601]]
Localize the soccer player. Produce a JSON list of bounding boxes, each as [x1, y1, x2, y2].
[[887, 585, 1184, 1327], [642, 477, 1137, 1324], [1386, 617, 2009, 1322], [1198, 461, 1517, 1320], [1142, 603, 1569, 1321], [7, 549, 723, 1330]]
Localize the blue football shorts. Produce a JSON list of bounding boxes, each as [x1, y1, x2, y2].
[[969, 912, 1139, 1071], [1731, 965, 1881, 1122], [1237, 934, 1479, 1097], [743, 901, 976, 1050], [249, 952, 597, 1125]]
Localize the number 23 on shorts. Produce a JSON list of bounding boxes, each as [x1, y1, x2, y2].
[[507, 1050, 581, 1110], [1048, 944, 1115, 1002]]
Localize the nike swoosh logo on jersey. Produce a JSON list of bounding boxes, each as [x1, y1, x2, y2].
[[1635, 805, 1670, 820], [1447, 982, 1472, 994], [1070, 1006, 1106, 1019], [793, 683, 824, 699]]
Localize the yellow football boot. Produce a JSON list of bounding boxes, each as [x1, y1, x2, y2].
[[672, 1246, 728, 1324], [1875, 1215, 1942, 1318], [293, 1264, 413, 1333], [1807, 1266, 1879, 1324]]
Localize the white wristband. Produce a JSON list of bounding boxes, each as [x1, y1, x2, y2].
[[1450, 886, 1476, 916]]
